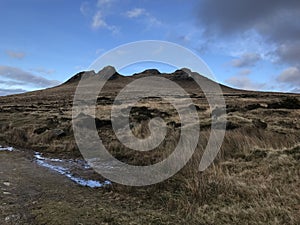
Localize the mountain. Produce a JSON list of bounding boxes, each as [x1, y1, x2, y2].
[[0, 66, 299, 224], [62, 66, 235, 93]]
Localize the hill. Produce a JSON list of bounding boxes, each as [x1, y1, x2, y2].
[[0, 66, 299, 224]]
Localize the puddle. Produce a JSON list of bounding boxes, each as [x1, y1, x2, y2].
[[0, 146, 14, 152], [34, 152, 111, 188]]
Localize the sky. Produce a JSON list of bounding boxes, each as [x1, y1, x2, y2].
[[0, 0, 300, 96]]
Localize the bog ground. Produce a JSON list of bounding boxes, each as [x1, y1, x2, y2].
[[0, 68, 299, 224]]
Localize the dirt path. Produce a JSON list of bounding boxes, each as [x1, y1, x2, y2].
[[0, 150, 77, 224], [0, 150, 181, 225]]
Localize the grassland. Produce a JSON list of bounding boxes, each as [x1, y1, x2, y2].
[[0, 69, 299, 224]]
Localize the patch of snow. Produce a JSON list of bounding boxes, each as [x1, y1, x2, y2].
[[34, 152, 63, 162], [0, 146, 14, 151], [34, 152, 110, 188]]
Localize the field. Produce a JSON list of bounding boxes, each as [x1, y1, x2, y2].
[[0, 68, 299, 224]]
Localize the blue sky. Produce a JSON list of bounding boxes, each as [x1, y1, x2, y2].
[[0, 0, 299, 95]]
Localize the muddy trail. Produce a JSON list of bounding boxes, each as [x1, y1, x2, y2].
[[0, 148, 185, 225]]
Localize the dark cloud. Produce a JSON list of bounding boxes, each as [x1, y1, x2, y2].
[[197, 0, 300, 66], [275, 41, 300, 66], [197, 0, 300, 36], [0, 80, 25, 86], [0, 66, 60, 88], [276, 67, 300, 86], [0, 88, 27, 96], [225, 76, 266, 91], [291, 87, 300, 93], [231, 53, 261, 68]]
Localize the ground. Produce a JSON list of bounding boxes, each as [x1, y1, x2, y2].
[[0, 69, 299, 224]]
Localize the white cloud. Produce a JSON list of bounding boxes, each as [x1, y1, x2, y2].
[[126, 8, 145, 18], [97, 0, 114, 7], [91, 11, 118, 33], [147, 16, 162, 27], [5, 50, 26, 59], [79, 0, 118, 34], [125, 8, 162, 28], [80, 2, 90, 16], [92, 11, 108, 29]]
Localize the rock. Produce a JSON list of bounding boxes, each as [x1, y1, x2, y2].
[[51, 129, 66, 138], [171, 69, 194, 81], [96, 66, 120, 80], [142, 69, 161, 75]]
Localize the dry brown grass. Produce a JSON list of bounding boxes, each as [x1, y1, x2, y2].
[[0, 77, 299, 224]]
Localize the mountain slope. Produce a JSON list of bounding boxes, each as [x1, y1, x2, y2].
[[0, 66, 300, 224]]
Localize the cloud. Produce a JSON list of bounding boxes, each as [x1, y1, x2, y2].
[[125, 8, 145, 18], [277, 67, 300, 86], [5, 50, 26, 59], [147, 16, 162, 27], [31, 67, 55, 75], [83, 0, 119, 34], [291, 87, 300, 93], [92, 11, 107, 29], [197, 0, 300, 36], [95, 48, 105, 55], [80, 2, 90, 16], [91, 11, 118, 33], [125, 8, 162, 28], [0, 88, 27, 96], [97, 0, 114, 7], [231, 53, 261, 68], [237, 69, 252, 76], [0, 66, 60, 88], [196, 0, 300, 66], [225, 76, 266, 91], [0, 80, 25, 86], [275, 41, 300, 66]]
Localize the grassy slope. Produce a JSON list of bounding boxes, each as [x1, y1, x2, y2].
[[0, 73, 300, 224]]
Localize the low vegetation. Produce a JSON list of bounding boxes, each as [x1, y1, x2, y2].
[[0, 71, 299, 224]]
